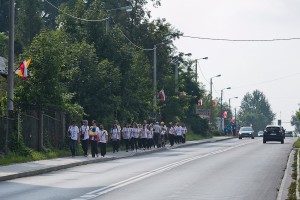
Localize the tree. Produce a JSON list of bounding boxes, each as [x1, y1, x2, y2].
[[238, 90, 275, 133], [291, 115, 300, 133]]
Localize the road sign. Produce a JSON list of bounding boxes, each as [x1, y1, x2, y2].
[[196, 108, 210, 119]]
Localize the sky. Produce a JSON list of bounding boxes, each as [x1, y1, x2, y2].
[[146, 0, 300, 131]]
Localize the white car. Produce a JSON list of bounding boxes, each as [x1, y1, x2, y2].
[[238, 127, 255, 139], [257, 131, 263, 137]]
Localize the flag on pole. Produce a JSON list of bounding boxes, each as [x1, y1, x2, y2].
[[159, 89, 165, 102], [198, 99, 203, 107], [16, 58, 31, 80]]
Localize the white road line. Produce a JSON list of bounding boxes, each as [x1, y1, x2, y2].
[[72, 140, 255, 200]]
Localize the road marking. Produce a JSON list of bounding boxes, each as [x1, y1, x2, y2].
[[72, 140, 255, 200]]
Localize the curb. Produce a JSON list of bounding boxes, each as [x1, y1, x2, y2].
[[0, 137, 234, 182]]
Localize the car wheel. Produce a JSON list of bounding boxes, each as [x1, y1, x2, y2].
[[281, 139, 284, 144], [263, 139, 266, 143], [239, 137, 242, 139], [251, 137, 254, 139]]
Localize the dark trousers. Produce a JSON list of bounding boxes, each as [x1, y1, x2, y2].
[[161, 135, 166, 147], [90, 140, 98, 157], [99, 142, 107, 157], [169, 134, 175, 146], [124, 139, 130, 151], [70, 139, 77, 157], [176, 135, 182, 144], [130, 138, 138, 151], [182, 134, 186, 143], [112, 140, 118, 152], [81, 139, 88, 156], [153, 132, 160, 148], [147, 138, 153, 149], [141, 138, 147, 149]]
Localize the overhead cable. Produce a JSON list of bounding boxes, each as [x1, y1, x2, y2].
[[182, 35, 300, 42]]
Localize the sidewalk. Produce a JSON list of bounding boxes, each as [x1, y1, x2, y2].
[[0, 137, 232, 182]]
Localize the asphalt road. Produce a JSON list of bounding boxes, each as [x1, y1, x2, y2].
[[0, 137, 296, 200]]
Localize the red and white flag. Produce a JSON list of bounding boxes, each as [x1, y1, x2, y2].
[[159, 89, 165, 102], [16, 58, 31, 80], [198, 99, 203, 107]]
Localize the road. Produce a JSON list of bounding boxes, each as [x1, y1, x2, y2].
[[0, 137, 296, 200]]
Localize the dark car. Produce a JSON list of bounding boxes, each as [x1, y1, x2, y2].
[[263, 125, 284, 144], [238, 126, 255, 139]]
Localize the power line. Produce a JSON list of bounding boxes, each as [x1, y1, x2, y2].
[[44, 0, 108, 22], [182, 35, 300, 42]]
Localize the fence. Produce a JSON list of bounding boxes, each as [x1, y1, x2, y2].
[[0, 110, 66, 152]]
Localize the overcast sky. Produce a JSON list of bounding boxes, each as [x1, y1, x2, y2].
[[147, 0, 300, 130]]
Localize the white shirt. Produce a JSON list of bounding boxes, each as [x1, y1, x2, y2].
[[98, 130, 108, 143], [111, 128, 119, 140], [181, 127, 187, 134], [147, 129, 153, 139], [69, 125, 79, 140], [153, 124, 161, 133], [122, 127, 131, 139], [131, 128, 139, 138], [80, 125, 90, 140], [169, 127, 175, 135], [175, 126, 182, 136], [141, 127, 148, 138]]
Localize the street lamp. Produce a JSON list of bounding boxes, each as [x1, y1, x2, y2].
[[220, 87, 231, 131], [195, 57, 208, 83], [229, 96, 238, 111], [209, 74, 221, 123]]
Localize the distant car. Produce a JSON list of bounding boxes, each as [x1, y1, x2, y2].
[[263, 125, 284, 144], [257, 131, 264, 137], [238, 127, 255, 139], [285, 131, 293, 137]]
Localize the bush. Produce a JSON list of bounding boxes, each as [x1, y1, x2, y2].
[[186, 114, 209, 136]]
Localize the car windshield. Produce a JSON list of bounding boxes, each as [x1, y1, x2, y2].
[[266, 127, 280, 132], [240, 127, 253, 131]]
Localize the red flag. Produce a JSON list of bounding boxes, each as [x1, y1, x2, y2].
[[223, 111, 227, 118], [159, 89, 165, 102], [212, 100, 216, 107], [198, 99, 203, 107], [16, 58, 31, 80]]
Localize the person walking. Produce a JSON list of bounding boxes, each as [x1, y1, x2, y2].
[[160, 122, 167, 147], [89, 120, 100, 158], [122, 123, 131, 152], [80, 120, 89, 157], [114, 120, 122, 152], [168, 122, 175, 147], [175, 123, 182, 144], [140, 123, 148, 150], [110, 124, 119, 153], [147, 124, 154, 149], [98, 124, 108, 157], [153, 122, 161, 148], [68, 121, 80, 157], [130, 122, 139, 152], [181, 123, 187, 143]]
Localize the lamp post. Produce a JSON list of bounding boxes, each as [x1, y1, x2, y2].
[[195, 57, 208, 82], [209, 74, 221, 123], [220, 87, 231, 131], [106, 5, 133, 33], [229, 96, 238, 111]]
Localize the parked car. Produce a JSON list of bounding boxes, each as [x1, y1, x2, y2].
[[257, 131, 264, 137], [263, 125, 284, 144], [285, 131, 293, 137], [238, 126, 255, 139]]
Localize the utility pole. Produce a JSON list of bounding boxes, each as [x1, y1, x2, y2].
[[6, 0, 15, 153], [153, 45, 157, 120]]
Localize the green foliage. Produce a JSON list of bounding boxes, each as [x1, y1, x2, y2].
[[238, 90, 275, 133], [0, 32, 8, 57], [187, 114, 209, 136]]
